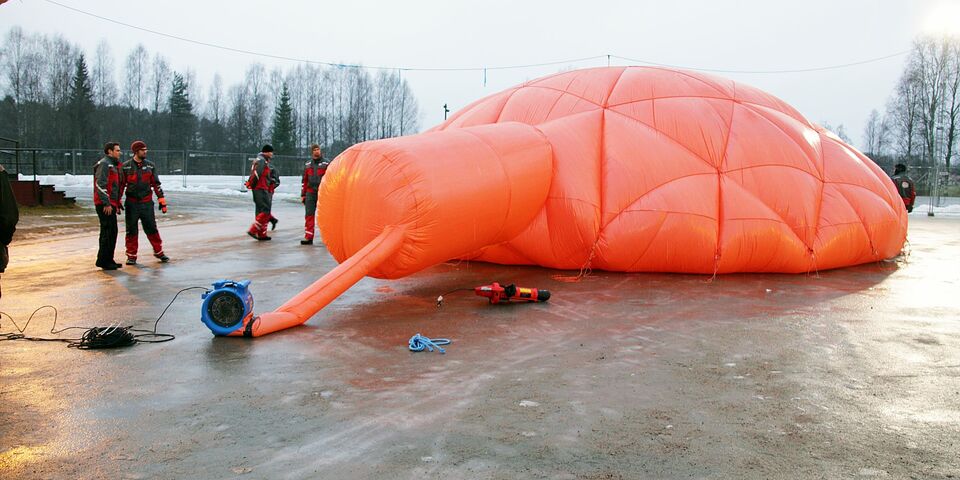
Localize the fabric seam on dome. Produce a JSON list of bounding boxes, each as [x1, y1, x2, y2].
[[825, 180, 901, 214], [831, 139, 901, 212], [724, 163, 825, 178], [827, 185, 880, 258], [459, 127, 529, 246], [606, 108, 718, 170], [604, 67, 629, 108], [541, 70, 586, 121], [607, 95, 805, 116], [646, 66, 732, 98], [716, 91, 736, 271], [524, 84, 603, 107], [737, 103, 823, 180], [720, 171, 810, 249], [526, 69, 572, 88], [623, 211, 670, 271], [598, 171, 718, 232], [494, 88, 525, 123], [499, 240, 538, 265]]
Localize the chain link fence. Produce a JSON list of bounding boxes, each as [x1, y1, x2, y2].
[[2, 146, 957, 211], [0, 147, 314, 186]]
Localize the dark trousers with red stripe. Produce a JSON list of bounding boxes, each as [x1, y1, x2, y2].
[[124, 201, 163, 259], [303, 192, 318, 240], [248, 189, 272, 238]]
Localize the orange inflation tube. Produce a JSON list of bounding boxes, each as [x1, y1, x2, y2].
[[203, 66, 908, 337]]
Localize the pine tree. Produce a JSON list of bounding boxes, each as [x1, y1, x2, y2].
[[270, 83, 296, 155], [66, 54, 95, 148], [168, 72, 195, 150]]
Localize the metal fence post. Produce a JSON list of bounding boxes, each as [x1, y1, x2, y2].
[[182, 150, 187, 188]]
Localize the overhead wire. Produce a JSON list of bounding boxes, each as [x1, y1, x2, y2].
[[43, 0, 909, 74]]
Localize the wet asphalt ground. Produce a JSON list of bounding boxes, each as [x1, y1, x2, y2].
[[1, 189, 959, 479]]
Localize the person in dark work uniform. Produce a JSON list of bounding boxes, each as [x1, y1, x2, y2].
[[94, 142, 123, 270], [300, 144, 328, 245], [0, 162, 19, 298], [246, 144, 275, 241], [120, 140, 169, 265], [891, 163, 917, 213]]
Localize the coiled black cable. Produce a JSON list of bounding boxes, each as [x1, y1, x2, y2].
[[0, 287, 208, 349]]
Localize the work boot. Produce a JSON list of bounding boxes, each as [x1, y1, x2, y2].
[[269, 218, 278, 231], [126, 257, 137, 265], [300, 239, 313, 245], [155, 253, 170, 263], [97, 260, 120, 270], [247, 231, 259, 240], [259, 235, 272, 241]]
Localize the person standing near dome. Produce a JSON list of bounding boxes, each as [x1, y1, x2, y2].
[[891, 163, 916, 213], [121, 140, 169, 265]]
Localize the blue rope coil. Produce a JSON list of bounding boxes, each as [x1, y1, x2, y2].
[[408, 333, 451, 354]]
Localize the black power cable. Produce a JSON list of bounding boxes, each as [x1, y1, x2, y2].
[[436, 287, 474, 308], [0, 286, 208, 349]]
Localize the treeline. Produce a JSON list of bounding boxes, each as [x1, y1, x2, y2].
[[862, 35, 960, 175], [0, 27, 420, 157]]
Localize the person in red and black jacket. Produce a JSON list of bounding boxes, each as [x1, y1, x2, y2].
[[267, 158, 280, 231], [891, 163, 917, 213], [300, 144, 328, 245], [246, 144, 275, 240], [120, 140, 170, 265], [93, 142, 123, 270]]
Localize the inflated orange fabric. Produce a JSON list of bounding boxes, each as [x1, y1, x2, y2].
[[261, 67, 906, 333], [324, 66, 906, 276]]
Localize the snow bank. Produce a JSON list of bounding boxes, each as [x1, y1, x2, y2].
[[22, 174, 304, 200]]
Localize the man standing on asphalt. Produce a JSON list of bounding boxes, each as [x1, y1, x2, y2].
[[300, 144, 328, 245], [120, 140, 170, 265], [246, 144, 275, 241], [94, 142, 123, 270]]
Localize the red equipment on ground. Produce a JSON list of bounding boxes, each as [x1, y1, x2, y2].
[[474, 282, 551, 304]]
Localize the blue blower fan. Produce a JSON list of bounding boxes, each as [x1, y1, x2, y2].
[[201, 280, 254, 336]]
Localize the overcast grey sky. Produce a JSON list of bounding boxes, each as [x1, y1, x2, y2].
[[2, 0, 957, 148]]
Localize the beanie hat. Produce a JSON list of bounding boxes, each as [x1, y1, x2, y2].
[[130, 140, 147, 153], [261, 144, 274, 153]]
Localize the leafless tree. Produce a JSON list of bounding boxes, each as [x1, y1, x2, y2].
[[912, 37, 951, 166], [226, 83, 248, 151], [45, 34, 77, 108], [149, 53, 171, 113], [820, 121, 852, 145], [942, 40, 960, 171], [121, 44, 149, 110], [886, 68, 923, 160], [206, 73, 224, 123], [244, 63, 269, 146], [862, 109, 891, 156], [91, 40, 117, 107], [183, 68, 203, 116], [1, 27, 30, 104]]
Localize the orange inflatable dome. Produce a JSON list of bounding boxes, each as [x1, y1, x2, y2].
[[247, 67, 907, 336]]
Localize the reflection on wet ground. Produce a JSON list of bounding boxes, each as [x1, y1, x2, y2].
[[1, 193, 958, 478]]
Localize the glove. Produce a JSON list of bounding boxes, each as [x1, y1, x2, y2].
[[158, 197, 167, 214]]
